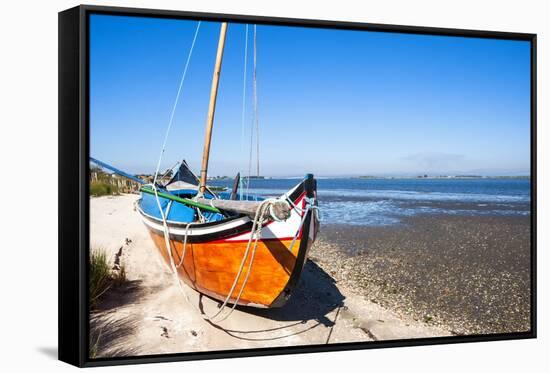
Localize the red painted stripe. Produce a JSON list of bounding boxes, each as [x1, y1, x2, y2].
[[208, 236, 300, 244]]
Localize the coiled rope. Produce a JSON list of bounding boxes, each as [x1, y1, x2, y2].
[[145, 22, 317, 322], [163, 198, 274, 321], [155, 194, 313, 322]]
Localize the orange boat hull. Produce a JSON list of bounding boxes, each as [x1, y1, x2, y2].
[[149, 231, 313, 307], [139, 176, 318, 308]]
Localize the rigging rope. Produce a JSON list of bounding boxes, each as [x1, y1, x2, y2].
[[153, 186, 314, 322], [254, 24, 260, 178], [150, 21, 202, 293], [246, 25, 259, 197], [166, 198, 292, 321], [148, 160, 316, 320], [153, 21, 201, 186], [146, 23, 316, 322], [239, 25, 249, 201], [148, 21, 261, 322]]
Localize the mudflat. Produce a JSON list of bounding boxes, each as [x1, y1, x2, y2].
[[314, 214, 531, 335]]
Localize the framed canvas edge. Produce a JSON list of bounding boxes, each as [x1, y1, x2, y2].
[[59, 5, 87, 367], [57, 4, 538, 368]]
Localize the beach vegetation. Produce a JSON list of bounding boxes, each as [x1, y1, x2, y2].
[[90, 248, 112, 308], [90, 181, 119, 197], [90, 247, 128, 309], [89, 330, 101, 359], [112, 263, 127, 286], [90, 164, 141, 195]]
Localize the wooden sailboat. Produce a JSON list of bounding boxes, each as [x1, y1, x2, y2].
[[94, 22, 319, 310], [138, 168, 318, 308], [140, 22, 318, 309]]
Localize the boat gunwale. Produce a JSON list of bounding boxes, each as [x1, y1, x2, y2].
[[142, 175, 318, 308], [136, 179, 306, 229], [137, 192, 307, 244]]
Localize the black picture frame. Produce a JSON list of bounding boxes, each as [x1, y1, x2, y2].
[[58, 4, 537, 368]]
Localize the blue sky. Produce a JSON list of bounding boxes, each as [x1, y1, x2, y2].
[[90, 14, 531, 177]]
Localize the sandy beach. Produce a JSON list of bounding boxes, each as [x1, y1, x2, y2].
[[89, 194, 450, 358]]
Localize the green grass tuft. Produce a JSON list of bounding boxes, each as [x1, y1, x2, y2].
[[90, 248, 112, 309], [90, 181, 119, 197], [90, 247, 129, 309]]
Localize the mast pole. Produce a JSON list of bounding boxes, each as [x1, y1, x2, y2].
[[198, 22, 228, 195]]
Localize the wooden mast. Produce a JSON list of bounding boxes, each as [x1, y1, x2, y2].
[[198, 22, 228, 195]]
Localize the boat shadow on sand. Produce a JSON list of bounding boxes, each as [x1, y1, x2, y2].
[[201, 259, 346, 342], [90, 261, 344, 351]]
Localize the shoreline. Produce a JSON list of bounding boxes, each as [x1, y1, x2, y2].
[[89, 194, 450, 357], [89, 193, 530, 358]]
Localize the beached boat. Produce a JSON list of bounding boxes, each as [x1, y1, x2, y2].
[[92, 22, 319, 311], [137, 162, 318, 308]]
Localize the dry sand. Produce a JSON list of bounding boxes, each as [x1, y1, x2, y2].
[[90, 194, 450, 358]]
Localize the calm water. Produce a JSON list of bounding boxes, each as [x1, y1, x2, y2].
[[209, 178, 531, 226]]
